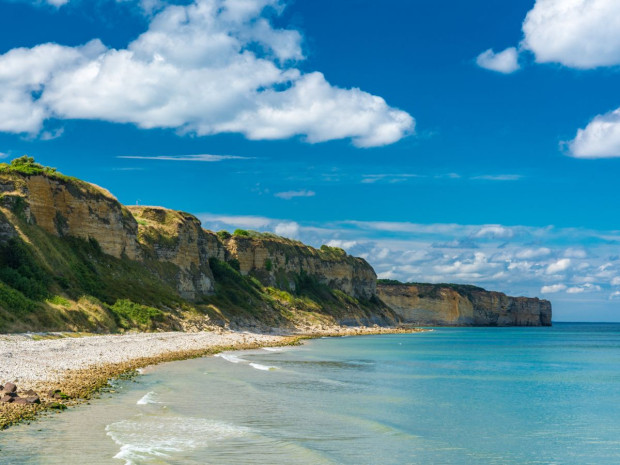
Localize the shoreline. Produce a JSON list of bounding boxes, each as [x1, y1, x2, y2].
[[0, 326, 426, 430]]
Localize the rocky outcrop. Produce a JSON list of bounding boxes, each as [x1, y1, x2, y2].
[[377, 282, 552, 326], [129, 206, 217, 300], [224, 235, 376, 299]]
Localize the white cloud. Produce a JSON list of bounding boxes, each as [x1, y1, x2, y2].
[[0, 0, 413, 147], [476, 47, 520, 74], [541, 284, 566, 293], [274, 190, 315, 200], [611, 277, 620, 286], [567, 283, 602, 294], [199, 213, 274, 230], [546, 258, 571, 274], [610, 291, 620, 300], [568, 109, 620, 158], [475, 225, 514, 239], [522, 0, 620, 69], [516, 247, 551, 259], [118, 154, 250, 162], [274, 221, 300, 238], [326, 240, 358, 250], [361, 173, 420, 184], [471, 174, 522, 181]]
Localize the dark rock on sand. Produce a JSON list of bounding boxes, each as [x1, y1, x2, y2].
[[3, 382, 17, 393]]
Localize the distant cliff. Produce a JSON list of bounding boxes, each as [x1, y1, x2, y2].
[[377, 281, 552, 326]]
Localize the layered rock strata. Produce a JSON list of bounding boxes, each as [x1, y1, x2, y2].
[[377, 282, 552, 326]]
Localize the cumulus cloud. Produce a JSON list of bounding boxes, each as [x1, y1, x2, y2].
[[522, 0, 620, 69], [610, 291, 620, 300], [475, 225, 514, 239], [476, 47, 520, 74], [568, 109, 620, 158], [516, 247, 551, 259], [541, 284, 566, 294], [546, 258, 571, 274], [274, 190, 315, 200], [0, 0, 413, 147], [274, 221, 300, 238], [567, 283, 602, 294]]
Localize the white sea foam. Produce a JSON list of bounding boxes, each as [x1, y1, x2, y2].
[[106, 416, 249, 465], [136, 391, 159, 405], [262, 347, 285, 352], [249, 363, 278, 371], [215, 353, 247, 364]]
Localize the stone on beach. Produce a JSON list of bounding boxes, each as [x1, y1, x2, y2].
[[3, 382, 17, 393]]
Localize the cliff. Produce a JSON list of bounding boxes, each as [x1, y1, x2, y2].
[[0, 157, 551, 333], [377, 281, 552, 326], [0, 157, 394, 333]]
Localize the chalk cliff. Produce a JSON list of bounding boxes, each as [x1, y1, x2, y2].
[[377, 282, 552, 326]]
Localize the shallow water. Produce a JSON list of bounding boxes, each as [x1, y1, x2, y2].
[[1, 323, 620, 464]]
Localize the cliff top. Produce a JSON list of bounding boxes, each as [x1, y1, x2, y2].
[[0, 156, 117, 201], [377, 279, 487, 293]]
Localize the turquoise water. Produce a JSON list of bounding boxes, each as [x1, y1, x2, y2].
[[1, 323, 620, 464]]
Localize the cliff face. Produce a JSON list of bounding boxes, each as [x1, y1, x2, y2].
[[3, 175, 142, 260], [377, 282, 552, 326], [129, 206, 217, 300], [0, 168, 376, 307], [224, 236, 376, 299]]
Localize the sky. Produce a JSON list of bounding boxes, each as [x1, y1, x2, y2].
[[0, 0, 620, 321]]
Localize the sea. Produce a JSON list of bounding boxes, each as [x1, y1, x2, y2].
[[1, 323, 619, 464]]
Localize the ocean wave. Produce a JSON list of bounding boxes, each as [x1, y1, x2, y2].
[[136, 391, 160, 405], [215, 353, 247, 364], [106, 416, 249, 465], [262, 347, 285, 352], [249, 363, 278, 371]]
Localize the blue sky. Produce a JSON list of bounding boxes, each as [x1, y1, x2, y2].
[[1, 0, 620, 321]]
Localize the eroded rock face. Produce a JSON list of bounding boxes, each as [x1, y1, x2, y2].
[[377, 283, 552, 326], [225, 236, 377, 299], [23, 176, 141, 260], [129, 206, 216, 299]]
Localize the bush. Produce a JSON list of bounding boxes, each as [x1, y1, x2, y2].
[[0, 238, 50, 301], [233, 229, 250, 237], [0, 281, 36, 314], [108, 299, 164, 330], [264, 258, 273, 271], [1, 156, 57, 176], [217, 230, 231, 240]]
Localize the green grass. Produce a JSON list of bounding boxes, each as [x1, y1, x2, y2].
[[108, 299, 165, 330]]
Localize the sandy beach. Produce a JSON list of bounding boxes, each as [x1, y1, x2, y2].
[[0, 326, 422, 429]]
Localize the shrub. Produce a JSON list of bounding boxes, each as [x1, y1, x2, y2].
[[108, 299, 164, 330], [2, 156, 57, 176], [217, 230, 231, 240], [264, 258, 273, 271], [233, 229, 250, 237]]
